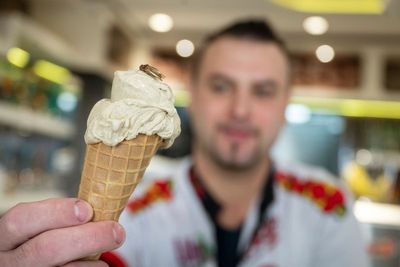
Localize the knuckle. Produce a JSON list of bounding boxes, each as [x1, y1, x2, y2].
[[1, 203, 26, 239], [18, 242, 36, 260], [19, 238, 49, 263]]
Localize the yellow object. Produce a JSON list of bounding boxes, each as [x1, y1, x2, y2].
[[270, 0, 386, 14], [343, 162, 391, 202], [292, 96, 400, 120], [6, 47, 30, 68], [32, 60, 70, 84]]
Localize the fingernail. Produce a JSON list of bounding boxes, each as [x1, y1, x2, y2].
[[74, 200, 90, 222], [112, 223, 125, 245]]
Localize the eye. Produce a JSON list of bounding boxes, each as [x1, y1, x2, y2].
[[209, 79, 232, 94], [254, 87, 274, 97], [253, 82, 278, 98]]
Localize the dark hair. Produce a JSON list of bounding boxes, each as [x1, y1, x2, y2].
[[205, 19, 285, 47], [191, 19, 289, 80]]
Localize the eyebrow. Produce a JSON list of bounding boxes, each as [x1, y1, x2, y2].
[[252, 80, 278, 90], [207, 73, 236, 87], [207, 73, 280, 90]]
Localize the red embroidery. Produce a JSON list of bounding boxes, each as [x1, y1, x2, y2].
[[127, 180, 173, 213], [276, 172, 346, 216], [174, 238, 214, 266], [175, 239, 202, 264], [248, 218, 278, 253], [100, 251, 128, 267]]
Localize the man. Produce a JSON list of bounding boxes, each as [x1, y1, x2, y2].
[[0, 20, 369, 267]]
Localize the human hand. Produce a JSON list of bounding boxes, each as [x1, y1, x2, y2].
[[0, 198, 125, 267]]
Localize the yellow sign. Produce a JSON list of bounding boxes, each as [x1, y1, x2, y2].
[[270, 0, 386, 14]]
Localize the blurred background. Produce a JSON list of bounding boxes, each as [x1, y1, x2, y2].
[[0, 0, 400, 265]]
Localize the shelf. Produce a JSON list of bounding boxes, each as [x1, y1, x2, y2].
[[0, 101, 75, 140], [291, 95, 400, 119]]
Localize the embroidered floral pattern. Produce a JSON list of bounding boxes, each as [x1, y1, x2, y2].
[[174, 237, 215, 266], [251, 218, 278, 248], [127, 180, 173, 213], [276, 172, 346, 216], [244, 217, 278, 259]]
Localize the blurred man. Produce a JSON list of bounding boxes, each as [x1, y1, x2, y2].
[[0, 19, 369, 267]]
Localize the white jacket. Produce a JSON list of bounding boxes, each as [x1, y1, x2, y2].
[[105, 157, 370, 267]]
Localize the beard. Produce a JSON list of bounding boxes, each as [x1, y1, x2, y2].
[[196, 131, 267, 172]]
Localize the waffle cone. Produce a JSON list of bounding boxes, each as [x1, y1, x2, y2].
[[78, 134, 162, 260]]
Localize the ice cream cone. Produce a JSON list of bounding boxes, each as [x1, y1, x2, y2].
[[77, 64, 180, 260], [78, 134, 162, 260]]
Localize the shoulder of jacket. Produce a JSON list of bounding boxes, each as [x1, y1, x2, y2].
[[127, 178, 174, 214], [275, 161, 347, 217], [126, 156, 190, 214]]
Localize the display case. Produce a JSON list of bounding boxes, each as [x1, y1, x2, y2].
[[0, 56, 81, 213]]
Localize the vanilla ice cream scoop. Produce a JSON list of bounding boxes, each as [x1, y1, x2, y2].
[[84, 65, 181, 147]]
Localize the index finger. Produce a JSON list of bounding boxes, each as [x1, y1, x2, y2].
[[0, 198, 93, 251]]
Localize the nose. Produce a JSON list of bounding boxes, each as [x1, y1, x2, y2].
[[230, 89, 251, 120]]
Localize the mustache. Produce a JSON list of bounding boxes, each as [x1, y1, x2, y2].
[[217, 123, 258, 135]]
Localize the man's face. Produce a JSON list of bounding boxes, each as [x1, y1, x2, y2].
[[189, 37, 290, 170]]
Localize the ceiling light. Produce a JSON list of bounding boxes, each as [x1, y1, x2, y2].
[[315, 45, 335, 63], [303, 16, 329, 35], [148, 13, 173, 33], [176, 39, 195, 57]]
